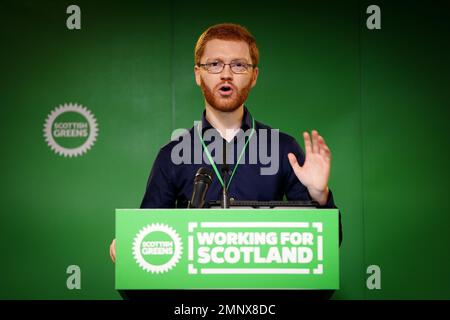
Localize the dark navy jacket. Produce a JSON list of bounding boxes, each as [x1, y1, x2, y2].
[[140, 106, 342, 245]]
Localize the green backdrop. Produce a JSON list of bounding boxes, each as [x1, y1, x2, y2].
[[0, 0, 449, 299]]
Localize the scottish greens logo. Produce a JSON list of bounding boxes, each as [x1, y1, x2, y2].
[[44, 103, 98, 157], [132, 223, 183, 274]]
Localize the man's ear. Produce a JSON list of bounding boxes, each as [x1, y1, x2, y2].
[[250, 67, 259, 88], [194, 65, 201, 87]]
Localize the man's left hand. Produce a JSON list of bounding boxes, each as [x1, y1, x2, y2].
[[288, 130, 331, 206]]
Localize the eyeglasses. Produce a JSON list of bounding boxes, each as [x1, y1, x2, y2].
[[198, 60, 255, 74]]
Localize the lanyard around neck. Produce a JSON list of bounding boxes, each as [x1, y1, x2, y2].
[[196, 116, 255, 190]]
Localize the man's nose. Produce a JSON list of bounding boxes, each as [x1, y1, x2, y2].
[[220, 64, 233, 80]]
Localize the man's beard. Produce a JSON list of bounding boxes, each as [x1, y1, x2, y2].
[[200, 78, 252, 113]]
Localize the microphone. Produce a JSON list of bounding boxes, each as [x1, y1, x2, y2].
[[188, 167, 213, 208]]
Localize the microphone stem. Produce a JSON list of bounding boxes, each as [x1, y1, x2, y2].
[[222, 139, 230, 209], [222, 173, 229, 208]]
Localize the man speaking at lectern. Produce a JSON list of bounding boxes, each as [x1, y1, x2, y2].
[[110, 23, 341, 266]]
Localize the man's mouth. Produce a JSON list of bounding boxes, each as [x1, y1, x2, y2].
[[218, 84, 234, 96]]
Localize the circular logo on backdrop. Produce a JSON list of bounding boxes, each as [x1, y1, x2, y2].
[[132, 223, 183, 273], [43, 103, 98, 157]]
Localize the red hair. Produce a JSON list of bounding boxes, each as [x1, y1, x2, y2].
[[195, 23, 259, 66]]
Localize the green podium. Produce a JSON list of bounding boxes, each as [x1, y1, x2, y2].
[[115, 208, 339, 290]]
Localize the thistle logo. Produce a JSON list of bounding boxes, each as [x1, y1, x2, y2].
[[43, 103, 98, 157], [132, 224, 183, 274]]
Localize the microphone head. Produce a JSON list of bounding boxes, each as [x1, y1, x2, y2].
[[195, 167, 213, 185], [189, 167, 214, 208]]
